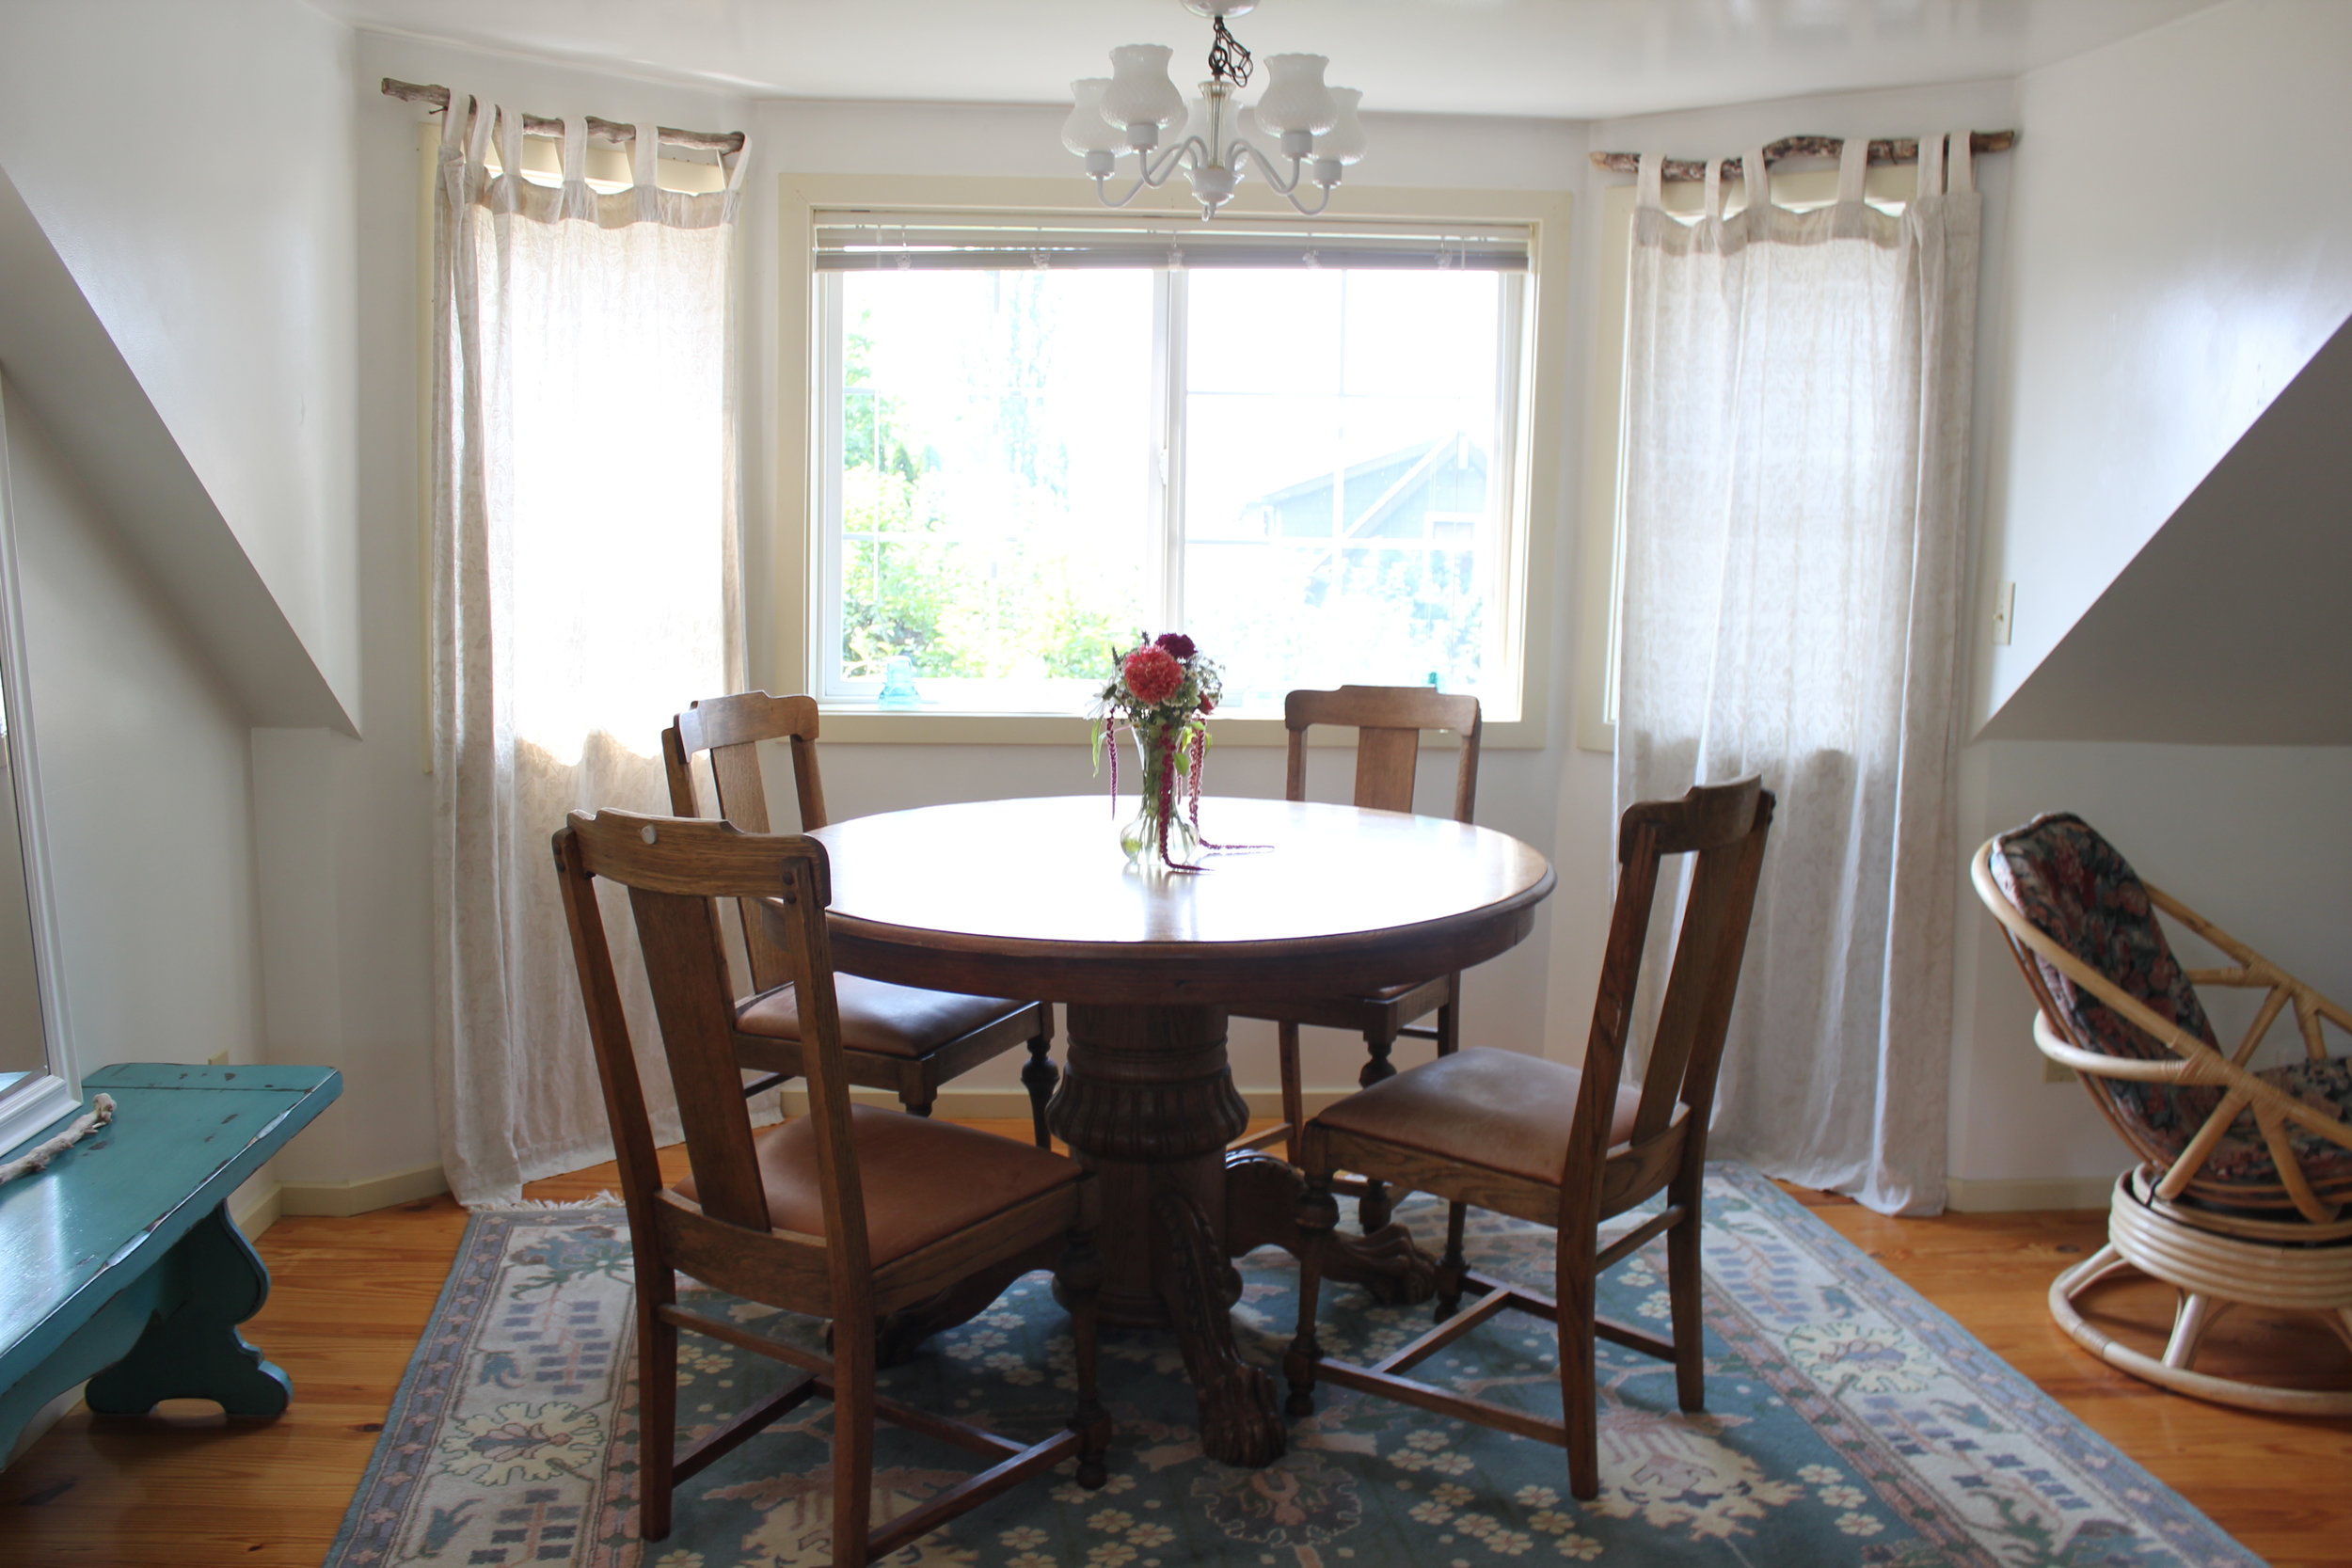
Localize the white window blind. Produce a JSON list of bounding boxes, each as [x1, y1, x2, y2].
[[813, 211, 1532, 273]]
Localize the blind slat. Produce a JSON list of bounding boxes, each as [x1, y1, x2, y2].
[[818, 247, 1524, 273], [814, 211, 1532, 274]]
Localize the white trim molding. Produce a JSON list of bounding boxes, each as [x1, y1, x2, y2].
[[278, 1163, 452, 1218], [1944, 1174, 2118, 1213]]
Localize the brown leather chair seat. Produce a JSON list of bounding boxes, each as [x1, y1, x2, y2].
[[1311, 1045, 1648, 1186], [677, 1103, 1085, 1266], [736, 974, 1027, 1060]]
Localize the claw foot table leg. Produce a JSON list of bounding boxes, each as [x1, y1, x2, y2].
[[1156, 1189, 1286, 1466], [1049, 1002, 1287, 1465]]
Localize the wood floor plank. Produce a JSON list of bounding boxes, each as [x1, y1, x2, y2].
[[4, 1145, 2347, 1564]]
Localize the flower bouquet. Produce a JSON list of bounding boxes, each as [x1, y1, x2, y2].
[[1091, 633, 1224, 871]]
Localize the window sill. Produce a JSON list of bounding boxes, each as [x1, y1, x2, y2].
[[814, 708, 1547, 750]]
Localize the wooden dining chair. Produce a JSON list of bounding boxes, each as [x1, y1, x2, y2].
[[1283, 776, 1773, 1500], [552, 810, 1108, 1560], [662, 691, 1058, 1146], [1231, 685, 1481, 1219]]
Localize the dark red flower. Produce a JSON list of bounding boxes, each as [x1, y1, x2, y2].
[[1153, 632, 1198, 663], [1123, 644, 1184, 705]]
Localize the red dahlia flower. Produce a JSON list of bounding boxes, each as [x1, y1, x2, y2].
[[1153, 631, 1198, 662], [1122, 644, 1184, 706]]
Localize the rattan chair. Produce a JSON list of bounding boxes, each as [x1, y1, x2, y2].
[[663, 691, 1058, 1145], [1975, 812, 2352, 1414], [1284, 776, 1772, 1499], [552, 810, 1107, 1560]]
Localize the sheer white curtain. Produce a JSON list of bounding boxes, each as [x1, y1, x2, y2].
[[430, 96, 745, 1205], [1615, 136, 1980, 1215]]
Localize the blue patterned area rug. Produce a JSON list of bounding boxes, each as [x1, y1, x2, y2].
[[326, 1166, 2251, 1567]]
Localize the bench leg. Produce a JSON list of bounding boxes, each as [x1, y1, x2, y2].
[[85, 1200, 291, 1419]]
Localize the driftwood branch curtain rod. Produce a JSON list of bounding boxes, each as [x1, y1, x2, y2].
[[1591, 131, 2015, 183], [380, 78, 747, 156]]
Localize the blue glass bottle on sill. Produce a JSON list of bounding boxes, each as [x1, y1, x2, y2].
[[878, 657, 922, 709]]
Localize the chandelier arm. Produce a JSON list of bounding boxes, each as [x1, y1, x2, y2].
[[1127, 137, 1207, 190], [1092, 171, 1154, 208], [1279, 182, 1336, 217], [1228, 138, 1309, 196]]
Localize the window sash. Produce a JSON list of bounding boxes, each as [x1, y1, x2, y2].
[[812, 243, 1533, 721]]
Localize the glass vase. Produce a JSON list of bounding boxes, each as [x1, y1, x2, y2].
[[1120, 721, 1200, 867]]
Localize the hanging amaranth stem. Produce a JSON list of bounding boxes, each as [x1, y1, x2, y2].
[[1089, 632, 1252, 872]]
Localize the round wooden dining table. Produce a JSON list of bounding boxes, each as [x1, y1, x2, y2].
[[805, 793, 1555, 1466]]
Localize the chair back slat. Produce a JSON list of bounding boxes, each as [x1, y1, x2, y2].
[[1631, 790, 1773, 1146], [709, 745, 775, 832], [1352, 726, 1422, 813], [662, 692, 833, 993], [1283, 685, 1483, 824], [554, 812, 870, 1271], [1563, 778, 1773, 1189], [1560, 820, 1665, 1219], [761, 848, 876, 1297], [551, 828, 671, 1251], [627, 882, 771, 1229]]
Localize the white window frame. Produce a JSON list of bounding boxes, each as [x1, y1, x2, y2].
[[776, 174, 1573, 750]]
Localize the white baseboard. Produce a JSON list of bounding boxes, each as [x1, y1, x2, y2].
[[4, 1386, 82, 1469], [1945, 1174, 2117, 1212], [278, 1163, 450, 1218], [230, 1177, 283, 1242]]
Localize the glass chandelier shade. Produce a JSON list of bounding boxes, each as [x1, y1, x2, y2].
[[1061, 79, 1126, 155], [1251, 54, 1338, 136], [1064, 0, 1366, 219], [1318, 87, 1369, 165], [1103, 44, 1187, 135]]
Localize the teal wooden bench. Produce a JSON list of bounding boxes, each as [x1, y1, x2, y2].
[[0, 1063, 342, 1461]]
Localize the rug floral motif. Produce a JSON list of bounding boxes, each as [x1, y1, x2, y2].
[[326, 1165, 2254, 1567]]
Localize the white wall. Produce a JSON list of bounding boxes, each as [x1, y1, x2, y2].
[[1950, 742, 2352, 1193], [0, 379, 263, 1078], [1943, 0, 2352, 1199], [1977, 0, 2352, 727], [0, 0, 361, 721]]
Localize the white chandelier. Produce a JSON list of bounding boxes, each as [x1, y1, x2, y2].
[[1061, 0, 1367, 220]]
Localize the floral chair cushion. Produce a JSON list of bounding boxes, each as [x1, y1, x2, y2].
[[1990, 813, 2352, 1210], [2200, 1057, 2352, 1205]]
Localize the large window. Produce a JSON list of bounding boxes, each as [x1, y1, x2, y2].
[[812, 214, 1533, 720]]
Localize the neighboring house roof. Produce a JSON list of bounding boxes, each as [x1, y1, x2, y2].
[[1242, 436, 1487, 543]]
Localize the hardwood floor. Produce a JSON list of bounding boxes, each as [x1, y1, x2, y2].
[[5, 1130, 2348, 1565]]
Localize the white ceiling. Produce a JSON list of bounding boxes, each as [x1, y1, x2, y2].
[[319, 0, 2218, 121]]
